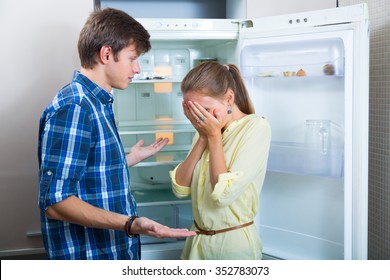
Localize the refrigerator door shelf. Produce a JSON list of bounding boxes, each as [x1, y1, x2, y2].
[[267, 141, 344, 177], [240, 37, 345, 78], [245, 57, 344, 78]]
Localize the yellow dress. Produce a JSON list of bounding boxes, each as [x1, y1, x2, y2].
[[170, 114, 271, 260]]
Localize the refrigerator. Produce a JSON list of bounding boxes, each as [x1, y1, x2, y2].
[[109, 3, 369, 260]]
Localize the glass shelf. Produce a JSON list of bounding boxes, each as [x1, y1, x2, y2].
[[132, 188, 190, 206], [118, 123, 195, 135], [267, 141, 344, 178], [131, 78, 183, 83], [131, 151, 188, 167], [241, 57, 345, 78]]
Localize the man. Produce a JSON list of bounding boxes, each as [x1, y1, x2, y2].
[[38, 8, 196, 260]]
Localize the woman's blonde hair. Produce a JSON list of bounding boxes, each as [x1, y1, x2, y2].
[[181, 61, 255, 114]]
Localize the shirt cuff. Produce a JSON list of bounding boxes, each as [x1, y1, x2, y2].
[[169, 166, 191, 198]]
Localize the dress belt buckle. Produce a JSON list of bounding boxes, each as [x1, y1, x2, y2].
[[204, 230, 216, 235]]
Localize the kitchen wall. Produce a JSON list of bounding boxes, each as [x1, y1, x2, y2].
[[339, 0, 390, 259], [0, 0, 93, 258]]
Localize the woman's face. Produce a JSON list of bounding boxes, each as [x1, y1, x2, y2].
[[183, 90, 230, 125]]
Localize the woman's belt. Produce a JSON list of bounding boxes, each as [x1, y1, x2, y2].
[[194, 220, 254, 235]]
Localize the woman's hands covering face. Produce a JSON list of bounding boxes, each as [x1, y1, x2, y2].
[[182, 100, 223, 138]]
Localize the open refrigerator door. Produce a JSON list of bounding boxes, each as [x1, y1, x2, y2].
[[239, 3, 369, 259]]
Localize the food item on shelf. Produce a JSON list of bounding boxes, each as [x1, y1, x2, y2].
[[296, 69, 306, 76], [283, 71, 296, 77], [323, 63, 335, 75], [256, 71, 277, 77]]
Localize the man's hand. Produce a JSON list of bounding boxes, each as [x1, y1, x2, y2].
[[131, 217, 197, 239], [126, 138, 169, 167]]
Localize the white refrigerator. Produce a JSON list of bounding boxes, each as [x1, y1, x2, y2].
[[111, 4, 369, 260]]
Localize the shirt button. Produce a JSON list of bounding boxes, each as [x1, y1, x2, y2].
[[47, 170, 53, 176]]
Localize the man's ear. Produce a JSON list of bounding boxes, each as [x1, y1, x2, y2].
[[100, 45, 112, 64]]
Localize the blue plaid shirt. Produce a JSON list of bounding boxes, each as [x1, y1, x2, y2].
[[38, 71, 140, 259]]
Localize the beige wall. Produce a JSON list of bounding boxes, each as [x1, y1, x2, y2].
[[0, 0, 93, 256]]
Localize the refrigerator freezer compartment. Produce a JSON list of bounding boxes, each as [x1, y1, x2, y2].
[[267, 142, 344, 177]]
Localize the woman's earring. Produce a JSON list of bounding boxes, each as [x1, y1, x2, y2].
[[227, 108, 232, 114]]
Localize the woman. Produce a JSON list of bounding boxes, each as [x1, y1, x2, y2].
[[170, 61, 271, 259]]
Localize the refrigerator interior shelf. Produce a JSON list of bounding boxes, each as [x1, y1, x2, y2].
[[267, 141, 344, 177], [130, 150, 188, 167], [132, 160, 182, 167], [131, 78, 183, 83], [132, 188, 190, 205], [117, 119, 191, 127], [118, 124, 195, 135], [259, 224, 343, 260]]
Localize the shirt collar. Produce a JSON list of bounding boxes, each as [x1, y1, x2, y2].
[[72, 71, 113, 105]]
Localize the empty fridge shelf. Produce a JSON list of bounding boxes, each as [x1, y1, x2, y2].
[[267, 142, 343, 177]]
